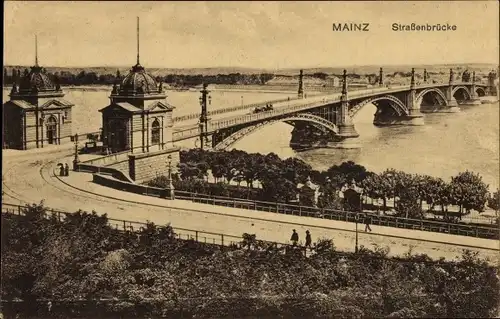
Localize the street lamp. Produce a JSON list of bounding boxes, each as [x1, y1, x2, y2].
[[40, 112, 46, 148], [355, 213, 359, 253], [241, 95, 243, 106], [199, 83, 211, 150], [72, 133, 79, 171], [166, 154, 175, 200]]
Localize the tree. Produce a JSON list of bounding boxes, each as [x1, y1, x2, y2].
[[435, 181, 453, 221], [376, 169, 399, 213], [259, 73, 274, 84], [261, 176, 297, 202], [450, 171, 489, 217], [487, 189, 499, 217], [311, 72, 328, 80], [394, 174, 422, 219], [361, 172, 386, 212], [417, 176, 446, 212], [326, 161, 369, 189], [240, 153, 262, 188], [282, 157, 312, 185]]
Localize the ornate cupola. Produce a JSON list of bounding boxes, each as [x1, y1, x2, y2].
[[110, 17, 166, 109], [10, 35, 64, 104]]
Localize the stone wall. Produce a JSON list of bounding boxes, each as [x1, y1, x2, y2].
[[83, 151, 130, 167], [129, 147, 180, 183], [106, 159, 129, 173]]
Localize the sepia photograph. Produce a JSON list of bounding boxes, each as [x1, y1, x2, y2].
[[2, 1, 499, 318]]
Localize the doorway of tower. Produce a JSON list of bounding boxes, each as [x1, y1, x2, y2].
[[107, 119, 128, 153], [46, 116, 57, 144]]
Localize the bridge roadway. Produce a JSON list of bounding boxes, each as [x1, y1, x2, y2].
[[172, 82, 482, 142], [2, 146, 499, 264]]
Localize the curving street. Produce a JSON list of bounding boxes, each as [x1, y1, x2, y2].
[[2, 146, 499, 263]]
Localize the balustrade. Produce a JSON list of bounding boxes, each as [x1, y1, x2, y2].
[[172, 82, 485, 141]]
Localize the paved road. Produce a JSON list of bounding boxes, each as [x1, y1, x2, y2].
[[2, 147, 499, 263]]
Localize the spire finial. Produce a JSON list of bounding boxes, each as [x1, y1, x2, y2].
[[136, 16, 140, 65], [35, 34, 38, 66]]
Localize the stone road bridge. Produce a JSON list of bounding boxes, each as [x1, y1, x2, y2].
[[172, 68, 491, 150]]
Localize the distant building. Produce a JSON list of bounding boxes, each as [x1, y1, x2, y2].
[[297, 177, 320, 206], [3, 44, 74, 150], [327, 76, 341, 87]]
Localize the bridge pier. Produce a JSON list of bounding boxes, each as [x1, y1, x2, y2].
[[373, 113, 424, 126], [326, 124, 361, 149], [446, 69, 461, 112], [466, 72, 482, 105], [328, 70, 361, 149], [375, 68, 424, 126], [465, 98, 482, 106]]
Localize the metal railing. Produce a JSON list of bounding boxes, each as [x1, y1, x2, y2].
[[0, 203, 288, 251], [3, 202, 497, 253], [170, 190, 498, 240], [172, 96, 302, 123]]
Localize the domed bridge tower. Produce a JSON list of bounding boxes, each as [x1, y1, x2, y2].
[[97, 17, 179, 183], [3, 35, 73, 150], [99, 19, 174, 155]]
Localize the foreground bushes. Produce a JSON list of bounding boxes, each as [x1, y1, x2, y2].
[[2, 203, 499, 318]]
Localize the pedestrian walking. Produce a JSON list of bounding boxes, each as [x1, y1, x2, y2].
[[58, 163, 65, 177], [290, 229, 299, 246], [364, 213, 372, 232], [64, 163, 70, 176], [305, 230, 312, 248]]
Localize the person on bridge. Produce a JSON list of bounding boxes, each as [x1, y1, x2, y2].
[[290, 229, 299, 246], [64, 163, 70, 176], [364, 214, 372, 232], [305, 230, 312, 248]]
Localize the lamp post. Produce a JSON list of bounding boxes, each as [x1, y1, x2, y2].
[[40, 112, 45, 148], [355, 212, 359, 253], [72, 133, 79, 171], [199, 83, 211, 150], [241, 95, 243, 106], [166, 154, 175, 200]]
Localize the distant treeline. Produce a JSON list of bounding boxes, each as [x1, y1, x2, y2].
[[3, 68, 280, 87], [3, 67, 401, 87]]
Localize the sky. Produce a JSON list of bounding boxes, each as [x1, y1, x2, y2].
[[4, 1, 499, 69]]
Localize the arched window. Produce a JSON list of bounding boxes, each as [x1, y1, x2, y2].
[[151, 119, 161, 145]]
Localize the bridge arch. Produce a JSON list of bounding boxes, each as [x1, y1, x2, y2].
[[451, 85, 472, 100], [416, 88, 448, 106], [213, 113, 339, 151], [475, 87, 486, 97], [349, 95, 408, 117]]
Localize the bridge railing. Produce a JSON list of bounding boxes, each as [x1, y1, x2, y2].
[[172, 126, 201, 142], [172, 96, 304, 123], [206, 85, 411, 132], [171, 83, 424, 125], [206, 82, 479, 132]]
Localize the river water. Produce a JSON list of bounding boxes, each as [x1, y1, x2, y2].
[[3, 88, 499, 190]]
